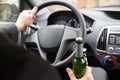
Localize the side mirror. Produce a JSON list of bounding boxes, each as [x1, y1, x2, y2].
[[0, 3, 18, 22]]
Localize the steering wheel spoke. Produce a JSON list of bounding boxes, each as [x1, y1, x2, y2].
[[24, 31, 47, 60], [50, 26, 82, 66]]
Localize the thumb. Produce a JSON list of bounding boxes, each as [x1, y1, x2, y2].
[[30, 7, 38, 18], [66, 68, 76, 80]]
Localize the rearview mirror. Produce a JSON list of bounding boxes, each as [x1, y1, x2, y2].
[[0, 3, 18, 21]]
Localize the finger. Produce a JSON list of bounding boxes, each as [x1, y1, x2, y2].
[[86, 66, 92, 73], [30, 7, 38, 18], [85, 66, 94, 80], [66, 68, 76, 80], [83, 66, 91, 76], [22, 10, 31, 12]]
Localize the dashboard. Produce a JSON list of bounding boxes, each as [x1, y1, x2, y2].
[[25, 7, 120, 71], [46, 9, 120, 70]]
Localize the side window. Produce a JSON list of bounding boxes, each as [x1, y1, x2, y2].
[[0, 0, 19, 22], [0, 0, 19, 8]]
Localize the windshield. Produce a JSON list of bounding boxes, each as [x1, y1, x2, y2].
[[43, 0, 120, 8], [0, 0, 120, 21], [0, 0, 120, 8]]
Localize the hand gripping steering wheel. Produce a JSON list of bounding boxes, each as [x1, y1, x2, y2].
[[25, 0, 86, 67]]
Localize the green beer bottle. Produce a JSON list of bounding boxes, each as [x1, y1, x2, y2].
[[72, 37, 87, 79]]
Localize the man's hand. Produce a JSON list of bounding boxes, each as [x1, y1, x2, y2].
[[66, 66, 94, 80], [15, 7, 38, 32]]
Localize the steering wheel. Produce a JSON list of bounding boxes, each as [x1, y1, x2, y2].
[[25, 1, 86, 67]]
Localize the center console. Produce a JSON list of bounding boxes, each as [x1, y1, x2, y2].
[[97, 26, 120, 69]]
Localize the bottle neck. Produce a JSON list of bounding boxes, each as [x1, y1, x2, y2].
[[75, 43, 83, 57]]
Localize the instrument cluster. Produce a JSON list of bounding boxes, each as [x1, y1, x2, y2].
[[47, 11, 94, 31], [54, 15, 80, 28], [47, 11, 80, 28]]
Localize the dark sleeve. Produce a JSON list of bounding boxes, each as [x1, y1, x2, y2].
[[0, 23, 18, 41], [0, 34, 62, 80]]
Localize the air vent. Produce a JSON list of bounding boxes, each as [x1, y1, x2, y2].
[[97, 28, 108, 50], [25, 42, 39, 55]]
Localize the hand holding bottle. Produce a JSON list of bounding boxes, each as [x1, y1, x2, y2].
[[66, 66, 94, 80]]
